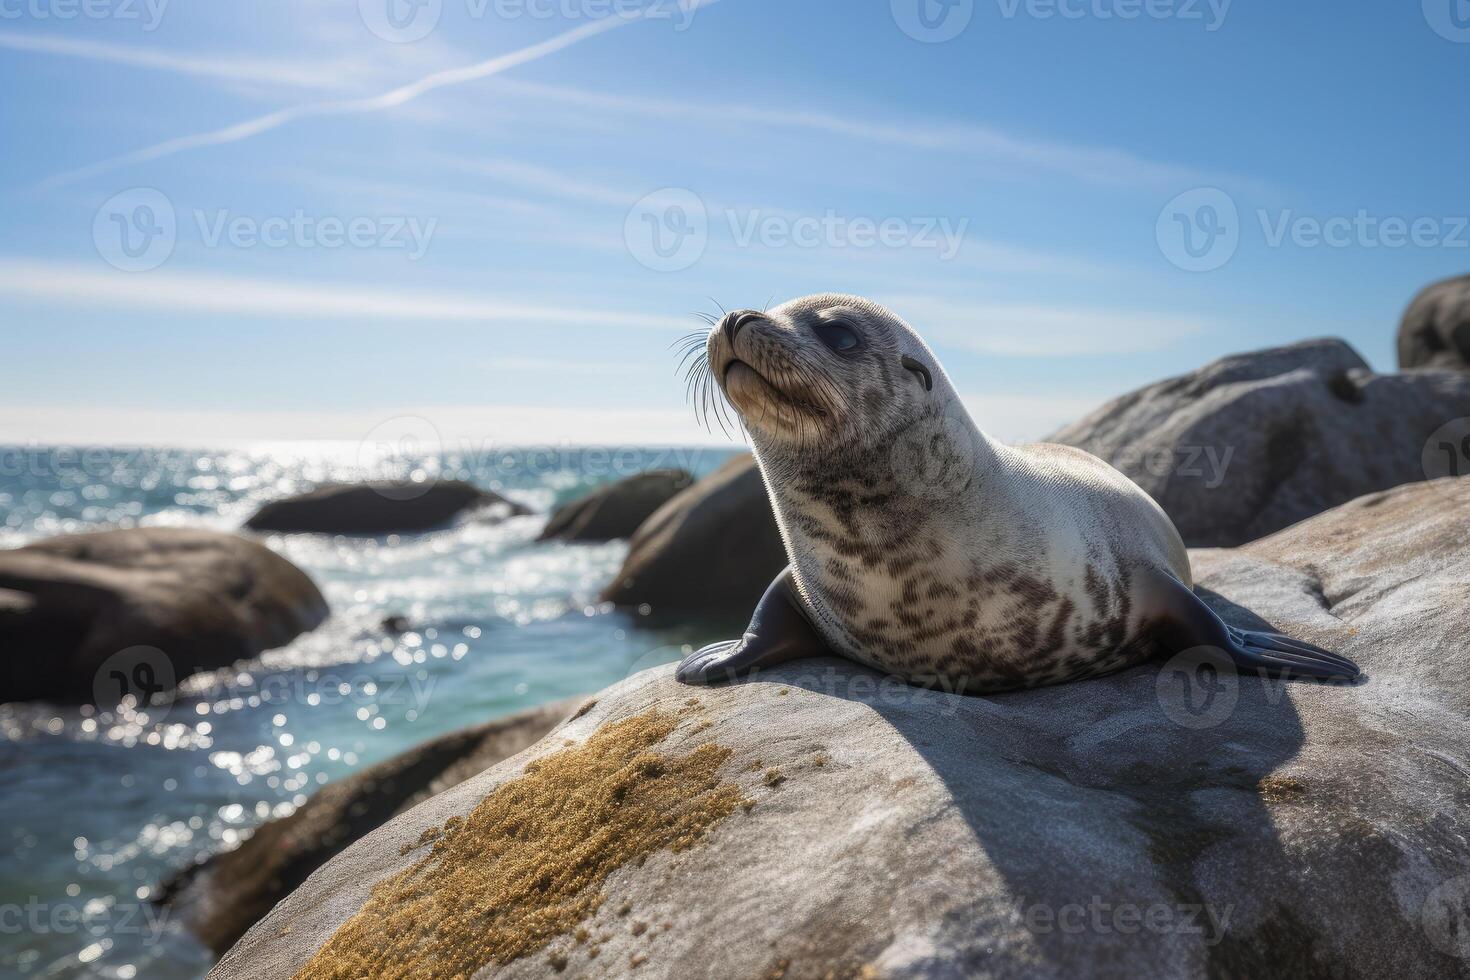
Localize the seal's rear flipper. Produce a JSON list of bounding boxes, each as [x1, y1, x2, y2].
[[676, 567, 829, 685], [1145, 569, 1362, 682]]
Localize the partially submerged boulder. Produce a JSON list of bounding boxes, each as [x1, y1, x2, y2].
[[1398, 273, 1470, 371], [245, 481, 528, 536], [538, 470, 694, 542], [160, 698, 577, 955], [212, 479, 1470, 979], [0, 528, 327, 704], [1050, 338, 1470, 546], [599, 453, 785, 616]]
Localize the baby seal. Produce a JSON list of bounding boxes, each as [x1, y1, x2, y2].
[[676, 294, 1360, 692]]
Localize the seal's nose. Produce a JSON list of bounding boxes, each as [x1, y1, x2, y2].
[[723, 310, 764, 345]]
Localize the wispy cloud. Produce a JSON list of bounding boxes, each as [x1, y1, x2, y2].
[[0, 260, 689, 330], [891, 295, 1211, 356], [35, 2, 721, 191]]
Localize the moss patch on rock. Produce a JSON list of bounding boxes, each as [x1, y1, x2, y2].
[[295, 710, 743, 979]]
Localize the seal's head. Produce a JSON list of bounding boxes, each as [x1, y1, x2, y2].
[[698, 294, 951, 452]]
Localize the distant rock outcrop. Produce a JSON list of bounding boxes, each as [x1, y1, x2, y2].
[[0, 528, 327, 703], [1399, 273, 1470, 371], [538, 470, 694, 542], [211, 478, 1470, 980], [160, 698, 578, 955], [599, 453, 785, 616], [245, 481, 529, 536], [1050, 338, 1470, 546]]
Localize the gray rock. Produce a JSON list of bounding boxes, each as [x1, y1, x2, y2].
[[1399, 274, 1470, 371], [245, 480, 529, 536], [0, 527, 327, 704], [599, 453, 785, 615], [159, 698, 578, 955], [538, 470, 694, 542], [1049, 338, 1470, 546], [210, 478, 1470, 980]]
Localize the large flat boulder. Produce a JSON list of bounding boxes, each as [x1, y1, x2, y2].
[[159, 698, 578, 955], [245, 481, 529, 536], [1050, 338, 1470, 545], [538, 470, 694, 542], [599, 453, 785, 616], [1399, 273, 1470, 371], [0, 527, 327, 704], [212, 479, 1470, 979]]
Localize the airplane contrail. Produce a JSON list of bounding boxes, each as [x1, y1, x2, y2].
[[36, 1, 718, 191]]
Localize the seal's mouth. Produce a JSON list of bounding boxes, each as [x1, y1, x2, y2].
[[723, 358, 828, 419]]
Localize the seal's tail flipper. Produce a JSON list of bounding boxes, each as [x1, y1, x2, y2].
[[676, 567, 830, 685], [1144, 569, 1362, 682]]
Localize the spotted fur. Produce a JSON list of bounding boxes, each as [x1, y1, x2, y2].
[[703, 294, 1192, 694]]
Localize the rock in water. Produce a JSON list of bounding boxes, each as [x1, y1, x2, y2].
[[0, 528, 326, 703], [210, 479, 1470, 980], [538, 470, 694, 542], [1050, 338, 1470, 546], [1399, 273, 1470, 371], [245, 481, 529, 536], [159, 698, 578, 954], [599, 453, 785, 616]]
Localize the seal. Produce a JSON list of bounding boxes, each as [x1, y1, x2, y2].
[[676, 294, 1361, 692]]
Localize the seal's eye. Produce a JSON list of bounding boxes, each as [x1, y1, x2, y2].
[[814, 321, 859, 352], [901, 355, 933, 391]]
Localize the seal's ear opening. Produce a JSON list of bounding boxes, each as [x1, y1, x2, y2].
[[901, 355, 932, 391]]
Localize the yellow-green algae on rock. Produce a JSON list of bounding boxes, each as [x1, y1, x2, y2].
[[294, 710, 745, 980]]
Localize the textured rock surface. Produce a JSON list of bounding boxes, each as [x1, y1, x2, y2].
[[245, 480, 529, 535], [213, 479, 1470, 980], [160, 698, 576, 954], [539, 470, 694, 542], [1399, 274, 1470, 371], [0, 528, 327, 703], [599, 453, 785, 615], [1050, 338, 1470, 545]]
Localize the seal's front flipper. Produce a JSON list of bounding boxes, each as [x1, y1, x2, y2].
[[676, 567, 829, 685], [1145, 570, 1361, 682]]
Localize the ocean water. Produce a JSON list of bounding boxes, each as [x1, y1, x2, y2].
[[0, 444, 742, 979]]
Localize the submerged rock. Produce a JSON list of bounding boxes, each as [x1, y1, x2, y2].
[[211, 479, 1470, 979], [538, 470, 694, 542], [0, 527, 326, 703], [1399, 273, 1470, 371], [161, 698, 578, 955], [245, 481, 529, 536], [1050, 338, 1470, 546], [599, 453, 784, 616]]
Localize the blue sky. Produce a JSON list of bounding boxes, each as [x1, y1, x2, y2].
[[1, 0, 1467, 448]]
